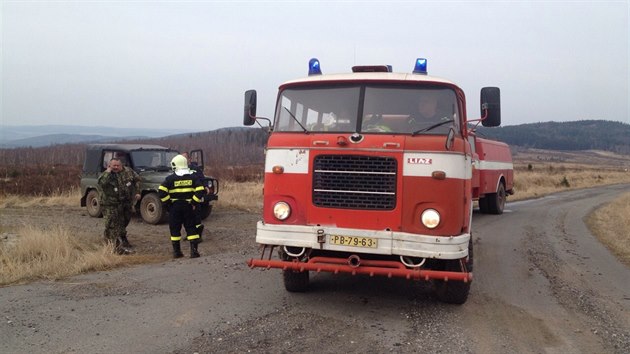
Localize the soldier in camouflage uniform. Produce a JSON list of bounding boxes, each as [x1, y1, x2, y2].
[[97, 157, 141, 254]]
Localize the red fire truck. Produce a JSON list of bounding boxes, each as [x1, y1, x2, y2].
[[244, 58, 513, 304]]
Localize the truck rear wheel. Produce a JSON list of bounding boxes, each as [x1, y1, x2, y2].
[[86, 190, 103, 218], [478, 197, 489, 214], [486, 182, 506, 215], [434, 239, 473, 304], [140, 193, 167, 224], [283, 269, 309, 292]]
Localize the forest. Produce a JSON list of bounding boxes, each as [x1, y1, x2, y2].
[[476, 120, 630, 154], [1, 120, 628, 196]]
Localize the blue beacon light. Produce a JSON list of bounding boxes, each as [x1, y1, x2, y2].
[[413, 58, 428, 75], [308, 58, 322, 76]]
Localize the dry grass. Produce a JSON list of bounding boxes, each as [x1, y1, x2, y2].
[[0, 225, 161, 286], [585, 192, 630, 266], [0, 186, 82, 209], [511, 163, 630, 201], [1, 163, 628, 286], [215, 180, 263, 212]]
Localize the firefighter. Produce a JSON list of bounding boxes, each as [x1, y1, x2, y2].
[[97, 157, 141, 254], [158, 154, 205, 258], [181, 151, 208, 241]]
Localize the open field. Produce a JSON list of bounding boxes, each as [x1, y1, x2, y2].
[[510, 148, 630, 200], [1, 148, 629, 285]]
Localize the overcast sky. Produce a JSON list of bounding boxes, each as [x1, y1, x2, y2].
[[2, 1, 628, 132]]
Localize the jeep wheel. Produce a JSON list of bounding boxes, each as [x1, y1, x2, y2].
[[283, 269, 309, 292], [140, 193, 166, 224], [86, 190, 103, 218], [199, 204, 213, 220], [433, 239, 473, 304]]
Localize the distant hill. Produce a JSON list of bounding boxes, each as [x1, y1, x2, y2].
[[0, 133, 154, 148], [476, 120, 630, 154], [0, 125, 196, 148], [0, 121, 627, 169]]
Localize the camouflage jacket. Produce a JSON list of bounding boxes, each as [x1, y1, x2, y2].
[[97, 167, 141, 207]]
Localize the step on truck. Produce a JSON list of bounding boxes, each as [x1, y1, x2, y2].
[[243, 58, 513, 304]]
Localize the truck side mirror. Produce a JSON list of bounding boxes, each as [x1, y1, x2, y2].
[[243, 90, 257, 126], [480, 87, 501, 127]]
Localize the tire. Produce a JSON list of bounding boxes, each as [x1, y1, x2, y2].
[[486, 182, 506, 215], [283, 269, 309, 292], [434, 239, 473, 304], [85, 190, 103, 218], [199, 204, 212, 220], [140, 193, 167, 224], [478, 197, 489, 214]]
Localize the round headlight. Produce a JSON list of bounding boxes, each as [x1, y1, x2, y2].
[[273, 201, 291, 220], [421, 209, 440, 229]]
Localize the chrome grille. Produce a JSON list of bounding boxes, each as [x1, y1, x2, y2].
[[313, 155, 397, 210]]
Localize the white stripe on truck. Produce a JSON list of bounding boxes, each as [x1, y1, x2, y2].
[[265, 149, 471, 179]]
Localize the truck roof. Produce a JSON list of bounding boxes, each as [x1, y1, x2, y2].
[[281, 72, 458, 88]]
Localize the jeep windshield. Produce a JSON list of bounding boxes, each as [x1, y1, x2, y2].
[[131, 150, 178, 172], [274, 85, 460, 134]]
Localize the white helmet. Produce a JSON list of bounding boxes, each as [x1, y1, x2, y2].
[[171, 155, 189, 171]]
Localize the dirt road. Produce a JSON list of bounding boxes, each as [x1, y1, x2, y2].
[[1, 184, 629, 353]]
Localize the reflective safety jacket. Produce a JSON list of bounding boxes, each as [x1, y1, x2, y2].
[[158, 172, 205, 205]]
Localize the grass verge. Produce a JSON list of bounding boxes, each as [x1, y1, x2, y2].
[[1, 175, 628, 286], [585, 191, 630, 267], [0, 225, 163, 286]]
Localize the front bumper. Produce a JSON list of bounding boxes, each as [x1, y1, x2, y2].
[[255, 221, 470, 260]]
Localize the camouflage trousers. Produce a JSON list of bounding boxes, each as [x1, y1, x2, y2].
[[102, 203, 132, 242]]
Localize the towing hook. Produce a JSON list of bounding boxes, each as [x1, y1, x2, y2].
[[400, 255, 426, 268], [283, 246, 306, 258], [348, 255, 361, 268]]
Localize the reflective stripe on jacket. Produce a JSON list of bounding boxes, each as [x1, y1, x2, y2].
[[158, 172, 205, 205]]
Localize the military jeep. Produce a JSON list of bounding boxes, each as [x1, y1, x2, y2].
[[80, 144, 219, 224]]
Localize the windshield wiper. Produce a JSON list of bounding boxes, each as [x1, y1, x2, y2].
[[283, 107, 308, 133], [412, 118, 454, 136]]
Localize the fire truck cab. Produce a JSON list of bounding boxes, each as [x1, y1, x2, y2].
[[244, 58, 508, 304]]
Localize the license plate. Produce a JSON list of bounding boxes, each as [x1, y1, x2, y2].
[[329, 235, 377, 248]]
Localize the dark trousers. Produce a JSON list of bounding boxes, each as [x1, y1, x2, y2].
[[194, 205, 203, 229], [168, 202, 199, 242]]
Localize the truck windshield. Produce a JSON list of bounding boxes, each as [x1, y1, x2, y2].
[[131, 150, 178, 171], [274, 85, 459, 134]]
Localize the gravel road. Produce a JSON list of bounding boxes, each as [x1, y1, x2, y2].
[[1, 184, 629, 353]]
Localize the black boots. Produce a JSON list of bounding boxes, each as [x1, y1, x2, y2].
[[120, 234, 133, 248], [190, 240, 200, 258], [197, 225, 204, 243], [172, 241, 184, 258], [173, 240, 199, 259], [114, 237, 134, 255]]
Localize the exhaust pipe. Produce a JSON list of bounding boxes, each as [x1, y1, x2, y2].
[[283, 246, 306, 258], [400, 256, 426, 268], [348, 255, 361, 268]]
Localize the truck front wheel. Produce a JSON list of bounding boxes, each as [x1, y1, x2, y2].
[[283, 270, 309, 292], [140, 193, 167, 224], [86, 190, 103, 218], [487, 182, 506, 215], [433, 239, 473, 304]]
